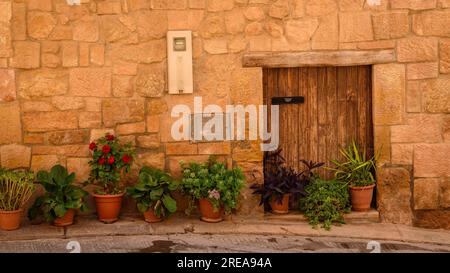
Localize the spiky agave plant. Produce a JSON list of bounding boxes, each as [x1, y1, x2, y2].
[[329, 140, 377, 187], [0, 169, 35, 211]]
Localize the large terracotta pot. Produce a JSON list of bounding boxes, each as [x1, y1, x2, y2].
[[0, 209, 22, 231], [270, 194, 290, 214], [93, 193, 124, 223], [350, 184, 375, 212], [143, 209, 163, 223], [198, 198, 223, 223], [53, 209, 75, 227]]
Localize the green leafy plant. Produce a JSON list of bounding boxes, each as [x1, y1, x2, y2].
[[180, 157, 245, 214], [86, 133, 135, 194], [28, 165, 88, 222], [0, 169, 35, 211], [126, 167, 178, 218], [329, 140, 376, 187], [300, 178, 351, 230]]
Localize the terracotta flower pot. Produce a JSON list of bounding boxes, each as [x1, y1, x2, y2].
[[0, 209, 22, 231], [198, 198, 223, 223], [350, 184, 375, 212], [270, 194, 290, 214], [93, 193, 124, 223], [53, 209, 75, 227], [143, 209, 163, 223]]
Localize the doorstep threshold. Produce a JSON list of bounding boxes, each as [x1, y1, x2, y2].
[[263, 210, 380, 224]]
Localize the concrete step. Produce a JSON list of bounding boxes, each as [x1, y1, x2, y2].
[[262, 209, 380, 224]]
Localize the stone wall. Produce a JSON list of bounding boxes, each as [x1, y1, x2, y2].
[[0, 0, 449, 228]]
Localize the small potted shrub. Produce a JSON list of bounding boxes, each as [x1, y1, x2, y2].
[[180, 157, 245, 223], [28, 165, 88, 227], [251, 149, 323, 214], [0, 169, 35, 231], [300, 178, 351, 230], [127, 167, 178, 223], [85, 133, 135, 223], [330, 140, 376, 212]]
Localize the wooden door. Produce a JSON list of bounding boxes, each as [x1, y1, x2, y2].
[[263, 66, 374, 178]]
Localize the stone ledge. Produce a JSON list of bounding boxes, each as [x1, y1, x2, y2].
[[242, 50, 396, 68], [261, 210, 380, 224]]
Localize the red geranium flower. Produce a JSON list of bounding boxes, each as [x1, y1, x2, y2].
[[89, 142, 97, 151], [108, 156, 115, 165], [102, 144, 111, 154], [98, 157, 106, 165], [122, 155, 132, 164], [106, 134, 115, 141]]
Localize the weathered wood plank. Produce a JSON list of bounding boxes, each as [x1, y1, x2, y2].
[[317, 68, 328, 178], [264, 66, 373, 179], [326, 67, 338, 179], [243, 50, 396, 68]]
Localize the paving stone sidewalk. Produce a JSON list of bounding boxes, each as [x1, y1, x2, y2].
[[0, 213, 449, 253]]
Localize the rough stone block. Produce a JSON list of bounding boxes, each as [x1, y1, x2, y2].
[[146, 115, 160, 133], [391, 114, 442, 143], [73, 15, 99, 42], [339, 12, 373, 42], [269, 0, 290, 18], [373, 64, 405, 125], [11, 3, 26, 41], [70, 68, 112, 97], [207, 0, 233, 11], [391, 144, 413, 165], [406, 81, 421, 113], [397, 37, 438, 63], [18, 69, 68, 99], [306, 0, 337, 16], [27, 11, 57, 39], [134, 64, 165, 97], [30, 155, 61, 171], [414, 144, 450, 177], [79, 112, 102, 129], [46, 130, 89, 145], [391, 0, 437, 10], [198, 142, 231, 155], [102, 99, 145, 127], [67, 157, 91, 182], [23, 112, 78, 132], [136, 152, 165, 170], [406, 62, 438, 80], [414, 178, 440, 209], [0, 144, 31, 169], [9, 41, 40, 69], [372, 11, 409, 39], [90, 129, 115, 143], [0, 69, 15, 102], [116, 122, 146, 135], [377, 167, 412, 225], [440, 39, 450, 74], [166, 142, 198, 155], [413, 10, 450, 36], [0, 102, 22, 144], [62, 41, 79, 67], [112, 75, 133, 97], [422, 78, 450, 113], [137, 135, 160, 149], [51, 96, 85, 111]]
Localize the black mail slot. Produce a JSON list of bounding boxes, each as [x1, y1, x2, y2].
[[271, 96, 305, 105]]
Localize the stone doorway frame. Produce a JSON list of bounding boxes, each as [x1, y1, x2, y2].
[[242, 49, 399, 219]]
